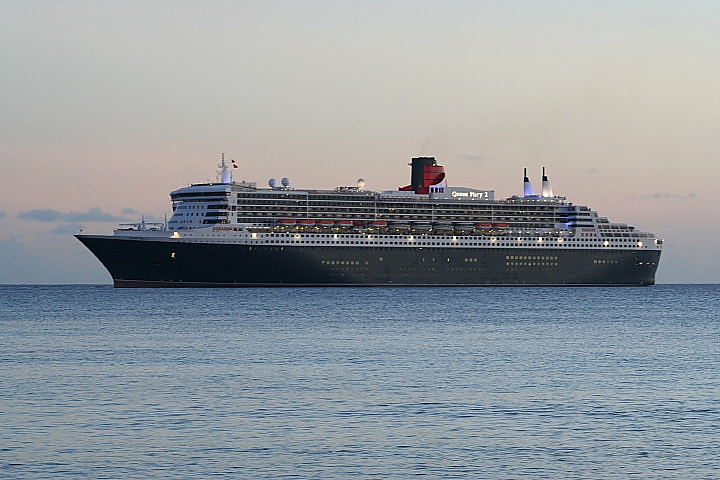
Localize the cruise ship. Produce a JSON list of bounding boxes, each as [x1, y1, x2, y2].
[[76, 155, 662, 287]]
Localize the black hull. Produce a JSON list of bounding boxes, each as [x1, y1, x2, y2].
[[76, 235, 661, 287]]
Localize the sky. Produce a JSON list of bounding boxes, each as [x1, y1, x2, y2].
[[1, 0, 719, 283]]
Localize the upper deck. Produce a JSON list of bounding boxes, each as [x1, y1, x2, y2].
[[160, 156, 659, 247]]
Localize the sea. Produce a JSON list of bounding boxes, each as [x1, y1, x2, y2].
[[1, 284, 718, 479]]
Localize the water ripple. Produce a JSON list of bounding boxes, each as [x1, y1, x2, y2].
[[1, 285, 719, 479]]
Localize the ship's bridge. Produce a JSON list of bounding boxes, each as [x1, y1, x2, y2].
[[168, 183, 235, 230]]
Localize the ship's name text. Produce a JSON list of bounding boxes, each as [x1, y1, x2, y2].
[[451, 191, 489, 199]]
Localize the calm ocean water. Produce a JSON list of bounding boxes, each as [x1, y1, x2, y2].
[[1, 284, 718, 479]]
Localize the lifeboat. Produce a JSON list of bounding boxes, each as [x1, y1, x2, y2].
[[432, 225, 453, 235], [411, 223, 432, 233], [493, 223, 510, 228], [369, 220, 388, 227], [455, 222, 475, 233], [389, 222, 410, 232], [475, 223, 492, 228], [297, 219, 315, 226], [276, 219, 297, 225], [317, 220, 334, 227]]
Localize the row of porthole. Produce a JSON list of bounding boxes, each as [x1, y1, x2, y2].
[[506, 255, 559, 260], [506, 262, 559, 267], [321, 260, 367, 265], [255, 237, 633, 245], [229, 237, 648, 250], [198, 234, 649, 248], [248, 232, 643, 243]]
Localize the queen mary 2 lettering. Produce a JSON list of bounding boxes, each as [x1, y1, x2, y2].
[[76, 155, 662, 287]]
